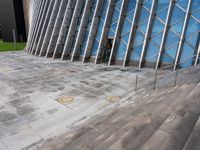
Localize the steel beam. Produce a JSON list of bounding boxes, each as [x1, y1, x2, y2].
[[82, 0, 104, 63], [35, 0, 55, 56], [94, 0, 115, 64], [53, 0, 76, 59], [108, 0, 129, 66], [27, 0, 42, 52], [139, 0, 158, 68], [174, 0, 192, 71], [155, 0, 175, 70], [39, 0, 62, 56], [29, 0, 46, 54], [61, 0, 84, 60], [123, 0, 143, 67], [71, 0, 94, 62], [45, 0, 69, 58], [30, 0, 50, 55]]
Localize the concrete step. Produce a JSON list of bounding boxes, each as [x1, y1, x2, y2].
[[183, 116, 200, 150], [140, 84, 199, 150]]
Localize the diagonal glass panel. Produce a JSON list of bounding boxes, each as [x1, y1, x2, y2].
[[115, 0, 136, 60], [91, 0, 109, 56]]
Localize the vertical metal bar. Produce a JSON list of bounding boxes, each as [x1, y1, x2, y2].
[[139, 0, 157, 68], [195, 42, 200, 66], [39, 0, 62, 57], [174, 0, 192, 71], [29, 0, 46, 54], [31, 0, 50, 55], [153, 69, 158, 90], [135, 74, 138, 92], [155, 0, 175, 70], [35, 0, 55, 56], [27, 0, 42, 52], [108, 0, 128, 66], [71, 0, 93, 62], [82, 0, 104, 63], [45, 0, 69, 58], [94, 0, 115, 64], [61, 0, 84, 60], [12, 29, 17, 50], [53, 0, 76, 59], [174, 69, 178, 87], [123, 0, 143, 67]]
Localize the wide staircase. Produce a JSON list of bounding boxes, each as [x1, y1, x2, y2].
[[38, 66, 200, 150]]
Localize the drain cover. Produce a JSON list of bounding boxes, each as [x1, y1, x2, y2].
[[57, 96, 75, 105], [107, 96, 121, 102]]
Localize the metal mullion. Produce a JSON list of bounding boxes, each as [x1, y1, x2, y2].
[[156, 0, 175, 69], [155, 16, 165, 25], [29, 0, 46, 54], [175, 4, 187, 13], [151, 30, 163, 39], [174, 0, 192, 71], [139, 0, 158, 68], [170, 18, 184, 28], [82, 0, 105, 63], [121, 38, 128, 45], [27, 0, 43, 53], [32, 0, 51, 55], [95, 0, 115, 64], [170, 28, 181, 37], [34, 0, 55, 56], [71, 0, 94, 61], [185, 41, 196, 50], [195, 42, 200, 66], [46, 0, 70, 58], [137, 28, 146, 35], [60, 0, 84, 60], [166, 42, 179, 50], [157, 6, 168, 14], [121, 30, 131, 37], [108, 0, 129, 65], [139, 19, 149, 26], [190, 16, 200, 24]]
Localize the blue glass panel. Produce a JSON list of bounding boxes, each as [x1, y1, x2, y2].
[[131, 44, 143, 60], [179, 44, 194, 68], [116, 41, 127, 60]]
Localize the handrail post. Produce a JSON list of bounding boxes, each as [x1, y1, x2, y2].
[[135, 74, 138, 92], [153, 69, 158, 90], [174, 69, 178, 87]]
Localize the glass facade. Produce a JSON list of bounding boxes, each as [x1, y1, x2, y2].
[[28, 0, 200, 69]]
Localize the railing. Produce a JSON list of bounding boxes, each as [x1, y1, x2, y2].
[[135, 55, 200, 92]]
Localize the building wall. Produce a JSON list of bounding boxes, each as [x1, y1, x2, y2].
[[26, 0, 200, 70], [0, 0, 27, 42]]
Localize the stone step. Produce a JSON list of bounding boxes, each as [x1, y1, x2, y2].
[[183, 116, 200, 150], [140, 84, 199, 150]]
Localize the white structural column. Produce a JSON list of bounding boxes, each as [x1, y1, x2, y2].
[[27, 0, 42, 52], [71, 0, 94, 61], [35, 0, 55, 56], [174, 0, 192, 71], [94, 0, 115, 64], [61, 0, 84, 60], [29, 0, 46, 54], [155, 0, 175, 70], [30, 0, 50, 54], [195, 43, 200, 66], [139, 0, 158, 68], [82, 0, 104, 63], [108, 0, 129, 66], [39, 0, 62, 56], [123, 0, 143, 67], [53, 0, 76, 58], [45, 0, 69, 58]]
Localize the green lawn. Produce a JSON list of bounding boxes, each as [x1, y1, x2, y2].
[[0, 40, 26, 52]]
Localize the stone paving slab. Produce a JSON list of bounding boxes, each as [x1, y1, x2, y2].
[[0, 51, 155, 150]]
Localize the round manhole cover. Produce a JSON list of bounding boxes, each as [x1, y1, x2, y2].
[[58, 96, 75, 104], [107, 96, 121, 102]]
